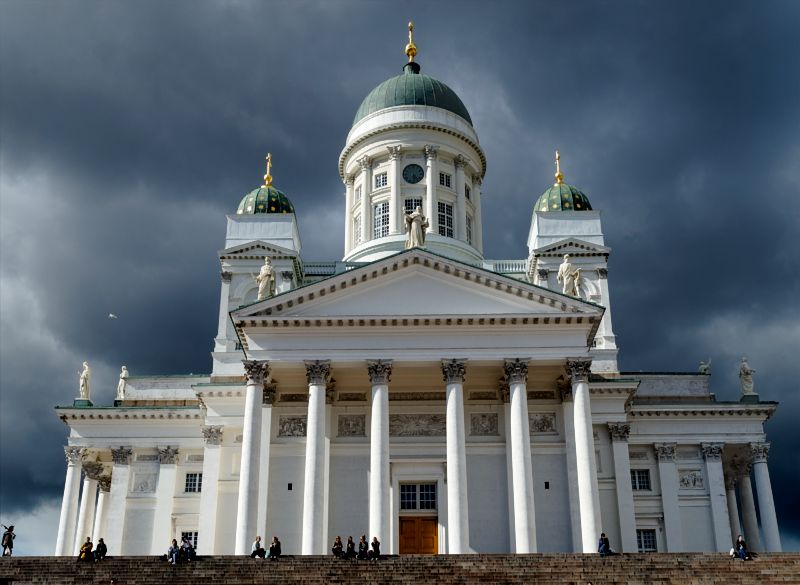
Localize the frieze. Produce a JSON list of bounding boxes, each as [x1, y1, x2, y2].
[[390, 414, 446, 437], [280, 393, 309, 402], [679, 469, 704, 489], [529, 413, 557, 434], [278, 415, 307, 437], [470, 413, 499, 436], [338, 415, 366, 437], [136, 454, 158, 462], [469, 391, 498, 401], [629, 451, 649, 461], [187, 454, 204, 462], [338, 393, 366, 402], [528, 391, 555, 400], [390, 392, 445, 401], [677, 448, 700, 460]]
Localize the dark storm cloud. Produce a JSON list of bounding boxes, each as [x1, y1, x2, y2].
[[1, 0, 798, 552]]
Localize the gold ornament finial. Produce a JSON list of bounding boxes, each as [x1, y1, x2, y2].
[[405, 21, 417, 63], [263, 153, 273, 187], [554, 150, 564, 185]]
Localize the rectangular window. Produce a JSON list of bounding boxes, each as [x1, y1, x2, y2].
[[353, 215, 362, 246], [400, 484, 417, 510], [466, 214, 473, 245], [419, 484, 437, 510], [185, 473, 203, 493], [355, 185, 362, 199], [404, 198, 423, 213], [373, 202, 389, 238], [437, 202, 454, 238], [374, 172, 388, 189], [465, 185, 471, 200], [181, 531, 198, 548], [636, 529, 657, 552], [439, 172, 451, 188], [630, 469, 651, 491]]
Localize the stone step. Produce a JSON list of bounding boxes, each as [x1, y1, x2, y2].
[[2, 554, 799, 585]]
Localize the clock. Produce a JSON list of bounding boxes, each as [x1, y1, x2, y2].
[[402, 163, 425, 184]]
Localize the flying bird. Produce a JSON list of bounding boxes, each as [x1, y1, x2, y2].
[[108, 313, 118, 319]]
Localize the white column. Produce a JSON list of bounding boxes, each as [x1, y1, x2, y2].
[[73, 462, 103, 555], [568, 359, 601, 553], [388, 146, 402, 234], [301, 360, 331, 554], [197, 427, 223, 555], [738, 466, 762, 552], [501, 383, 517, 550], [367, 360, 392, 547], [751, 442, 781, 551], [105, 446, 132, 555], [358, 156, 372, 243], [257, 384, 276, 537], [235, 360, 269, 554], [343, 178, 354, 255], [214, 271, 233, 351], [55, 447, 85, 555], [504, 359, 537, 553], [655, 443, 683, 552], [561, 387, 582, 551], [442, 359, 469, 553], [92, 475, 112, 543], [150, 447, 179, 554], [424, 146, 438, 234], [702, 443, 732, 552], [608, 424, 637, 553], [725, 476, 741, 545], [472, 177, 483, 253], [454, 156, 467, 242]]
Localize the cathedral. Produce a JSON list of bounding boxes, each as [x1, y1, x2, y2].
[[53, 24, 781, 557]]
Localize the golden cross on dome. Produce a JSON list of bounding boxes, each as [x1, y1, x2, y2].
[[554, 150, 564, 185], [405, 21, 417, 63], [263, 153, 273, 187]]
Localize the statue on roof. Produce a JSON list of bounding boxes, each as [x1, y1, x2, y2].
[[557, 254, 581, 297], [404, 206, 429, 249], [698, 359, 711, 375], [78, 362, 91, 400], [256, 257, 276, 301], [116, 366, 129, 401], [739, 357, 756, 396]]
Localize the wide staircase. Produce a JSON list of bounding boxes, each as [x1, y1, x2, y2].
[[2, 553, 799, 585]]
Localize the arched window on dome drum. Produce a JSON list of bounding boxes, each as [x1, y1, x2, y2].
[[404, 198, 423, 213], [437, 202, 454, 238], [353, 215, 362, 246], [373, 202, 389, 238]]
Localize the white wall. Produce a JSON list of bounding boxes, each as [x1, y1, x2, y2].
[[467, 453, 509, 552]]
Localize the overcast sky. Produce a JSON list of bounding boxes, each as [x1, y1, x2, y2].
[[1, 0, 798, 554]]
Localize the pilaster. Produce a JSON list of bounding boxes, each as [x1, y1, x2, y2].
[[151, 446, 179, 554], [344, 177, 354, 255], [198, 427, 223, 554], [424, 146, 438, 234], [388, 146, 402, 234], [701, 443, 731, 552], [358, 156, 372, 244], [655, 443, 683, 551], [105, 446, 132, 555], [454, 155, 467, 242], [608, 423, 637, 552]]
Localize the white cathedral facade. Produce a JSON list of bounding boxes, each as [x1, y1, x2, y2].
[[53, 28, 781, 558]]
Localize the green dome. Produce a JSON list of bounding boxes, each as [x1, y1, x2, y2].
[[534, 182, 593, 213], [353, 62, 472, 126], [236, 186, 295, 215]]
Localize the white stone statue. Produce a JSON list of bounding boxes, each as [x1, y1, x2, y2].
[[557, 254, 581, 297], [78, 361, 91, 400], [739, 357, 756, 395], [404, 206, 429, 249], [698, 359, 711, 375], [116, 366, 129, 401], [255, 257, 276, 301]]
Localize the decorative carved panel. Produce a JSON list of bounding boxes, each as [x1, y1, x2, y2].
[[389, 414, 446, 437], [278, 416, 307, 437], [338, 415, 366, 437], [679, 469, 704, 489], [470, 413, 499, 436], [338, 393, 367, 402], [529, 412, 557, 434]]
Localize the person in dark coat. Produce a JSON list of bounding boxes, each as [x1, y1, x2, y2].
[[735, 534, 750, 560], [94, 538, 108, 561], [332, 535, 344, 558], [268, 536, 281, 560], [1, 525, 14, 556], [344, 536, 356, 560], [168, 539, 180, 564], [598, 532, 612, 556], [368, 536, 380, 560], [357, 535, 368, 560], [180, 537, 196, 561]]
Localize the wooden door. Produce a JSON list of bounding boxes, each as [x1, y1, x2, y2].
[[399, 516, 438, 554]]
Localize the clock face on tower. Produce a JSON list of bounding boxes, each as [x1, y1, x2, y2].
[[402, 163, 425, 184]]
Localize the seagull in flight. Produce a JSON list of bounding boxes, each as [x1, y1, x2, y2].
[[108, 313, 118, 319]]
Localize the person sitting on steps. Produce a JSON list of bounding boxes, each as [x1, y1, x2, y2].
[[168, 539, 180, 565], [332, 535, 344, 558], [357, 535, 368, 560], [368, 536, 381, 561], [598, 532, 616, 556], [77, 537, 93, 562], [251, 535, 265, 558], [94, 537, 107, 561], [734, 534, 751, 560], [267, 536, 281, 560], [344, 535, 356, 560]]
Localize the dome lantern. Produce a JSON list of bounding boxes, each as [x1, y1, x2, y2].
[[534, 151, 593, 213], [236, 153, 296, 215]]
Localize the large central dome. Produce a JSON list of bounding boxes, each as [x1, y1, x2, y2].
[[353, 62, 472, 127]]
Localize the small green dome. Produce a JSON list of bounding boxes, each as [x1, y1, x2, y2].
[[353, 62, 472, 126], [534, 183, 593, 213], [236, 186, 295, 215]]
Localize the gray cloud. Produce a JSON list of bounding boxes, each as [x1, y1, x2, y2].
[[1, 0, 799, 552]]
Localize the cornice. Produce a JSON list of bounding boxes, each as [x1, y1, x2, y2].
[[630, 403, 776, 419]]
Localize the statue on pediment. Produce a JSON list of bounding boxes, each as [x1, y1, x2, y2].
[[698, 359, 711, 375], [255, 257, 276, 301], [404, 206, 429, 249], [78, 362, 91, 400], [557, 254, 581, 297], [739, 357, 756, 396], [116, 366, 129, 401]]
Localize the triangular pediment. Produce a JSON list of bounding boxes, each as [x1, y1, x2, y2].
[[233, 249, 603, 321], [219, 240, 298, 259], [533, 238, 611, 258]]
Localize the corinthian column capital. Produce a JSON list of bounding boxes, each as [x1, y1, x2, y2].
[[110, 446, 132, 465], [158, 446, 180, 464], [202, 425, 223, 446], [82, 461, 105, 480], [453, 155, 468, 169], [357, 155, 372, 171], [608, 423, 631, 442], [98, 475, 112, 493], [749, 442, 770, 463], [424, 145, 439, 161], [566, 359, 592, 383], [654, 442, 676, 462], [701, 442, 724, 461], [243, 359, 270, 386], [387, 145, 402, 159], [441, 359, 467, 384], [304, 360, 331, 386], [64, 446, 86, 465], [367, 360, 393, 385], [503, 359, 529, 385]]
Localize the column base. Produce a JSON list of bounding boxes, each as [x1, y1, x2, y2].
[[73, 399, 93, 407], [740, 394, 760, 404]]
